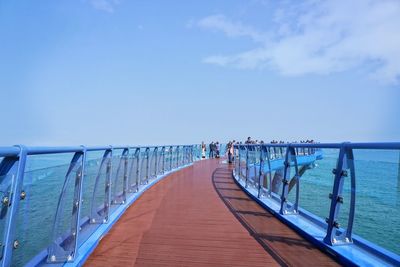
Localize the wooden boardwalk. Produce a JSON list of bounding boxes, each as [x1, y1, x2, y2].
[[85, 159, 340, 267]]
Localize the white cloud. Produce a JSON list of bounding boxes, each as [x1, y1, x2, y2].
[[197, 0, 400, 84], [197, 14, 269, 43], [89, 0, 120, 13]]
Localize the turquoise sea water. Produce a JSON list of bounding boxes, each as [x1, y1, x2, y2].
[[288, 149, 400, 255], [4, 149, 400, 266]]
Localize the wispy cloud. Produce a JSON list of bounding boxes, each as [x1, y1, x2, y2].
[[197, 0, 400, 84], [89, 0, 120, 13], [197, 15, 269, 43]]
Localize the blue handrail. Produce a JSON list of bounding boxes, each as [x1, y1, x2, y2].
[[233, 142, 400, 266], [1, 142, 399, 266], [0, 144, 198, 267]]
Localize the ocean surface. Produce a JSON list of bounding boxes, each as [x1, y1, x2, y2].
[[5, 148, 400, 266], [297, 149, 400, 255]]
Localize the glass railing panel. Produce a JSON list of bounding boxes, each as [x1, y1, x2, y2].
[[156, 150, 163, 175], [270, 146, 286, 161], [194, 145, 201, 160], [148, 148, 157, 180], [12, 161, 75, 266], [234, 149, 240, 175], [111, 149, 125, 205], [127, 153, 139, 193], [25, 154, 72, 172], [175, 147, 181, 167], [164, 150, 171, 172], [78, 150, 108, 247], [219, 144, 227, 157], [139, 151, 149, 184], [0, 173, 14, 262], [238, 147, 247, 180], [172, 148, 178, 169], [247, 147, 258, 187], [352, 149, 400, 255], [263, 147, 286, 201], [181, 147, 185, 165], [289, 148, 339, 225], [258, 148, 270, 196], [80, 151, 104, 221]]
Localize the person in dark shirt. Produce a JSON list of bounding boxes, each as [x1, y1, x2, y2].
[[215, 142, 220, 158], [209, 142, 214, 158], [245, 137, 252, 144], [227, 141, 234, 164]]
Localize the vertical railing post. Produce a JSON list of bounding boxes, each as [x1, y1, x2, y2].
[[154, 147, 158, 178], [187, 146, 189, 164], [258, 145, 264, 198], [161, 147, 165, 174], [105, 148, 112, 220], [279, 145, 291, 214], [1, 145, 27, 267], [135, 148, 140, 191], [324, 144, 355, 246], [73, 146, 87, 259], [238, 146, 241, 179], [122, 148, 129, 203], [266, 147, 272, 197], [280, 146, 300, 215], [245, 145, 249, 188], [183, 146, 185, 165], [182, 146, 185, 165], [145, 147, 150, 184], [169, 146, 173, 171], [176, 146, 180, 168], [183, 146, 185, 166], [186, 146, 189, 164]]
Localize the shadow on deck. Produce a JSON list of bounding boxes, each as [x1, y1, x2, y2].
[[85, 159, 340, 267], [212, 167, 339, 267]]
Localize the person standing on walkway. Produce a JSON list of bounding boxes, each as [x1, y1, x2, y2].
[[201, 142, 207, 159], [209, 142, 214, 158], [228, 142, 234, 164], [216, 142, 220, 158]]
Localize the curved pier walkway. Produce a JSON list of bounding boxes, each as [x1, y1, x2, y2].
[[85, 159, 340, 267]]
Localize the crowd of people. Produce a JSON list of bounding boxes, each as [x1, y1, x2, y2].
[[201, 141, 223, 159], [201, 137, 317, 164]]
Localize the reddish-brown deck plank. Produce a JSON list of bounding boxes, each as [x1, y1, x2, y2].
[[85, 159, 340, 267]]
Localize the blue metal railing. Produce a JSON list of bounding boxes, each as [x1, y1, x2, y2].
[[0, 144, 202, 267], [3, 141, 398, 266], [233, 142, 400, 266]]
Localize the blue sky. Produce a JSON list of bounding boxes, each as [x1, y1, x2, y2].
[[0, 0, 399, 146]]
